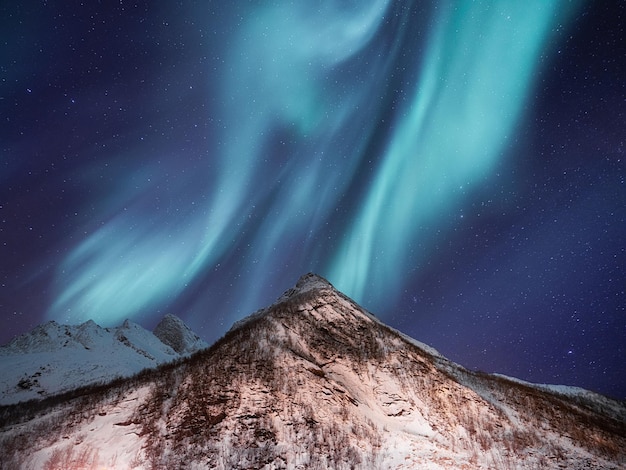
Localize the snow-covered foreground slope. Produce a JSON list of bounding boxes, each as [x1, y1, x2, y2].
[[0, 314, 207, 405], [1, 274, 624, 469]]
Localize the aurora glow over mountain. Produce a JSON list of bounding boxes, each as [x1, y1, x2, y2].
[[1, 1, 624, 398]]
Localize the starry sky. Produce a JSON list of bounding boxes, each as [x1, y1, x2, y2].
[[1, 1, 624, 399]]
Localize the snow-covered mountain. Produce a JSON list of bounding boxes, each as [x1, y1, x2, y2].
[[0, 314, 207, 405], [1, 273, 624, 469]]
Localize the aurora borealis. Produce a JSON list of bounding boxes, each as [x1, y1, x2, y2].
[[329, 2, 576, 305], [1, 2, 625, 398]]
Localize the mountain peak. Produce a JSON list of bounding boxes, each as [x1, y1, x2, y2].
[[229, 273, 336, 333], [153, 313, 207, 355], [276, 272, 334, 302], [295, 272, 333, 291]]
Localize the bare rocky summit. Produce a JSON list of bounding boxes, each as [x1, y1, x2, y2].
[[153, 313, 206, 355]]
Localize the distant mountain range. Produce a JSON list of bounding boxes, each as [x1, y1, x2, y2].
[[0, 313, 207, 405], [1, 273, 624, 469]]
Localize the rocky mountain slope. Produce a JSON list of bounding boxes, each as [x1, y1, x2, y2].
[[0, 314, 207, 405], [1, 273, 624, 469]]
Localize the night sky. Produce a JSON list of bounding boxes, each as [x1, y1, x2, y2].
[[1, 2, 624, 399]]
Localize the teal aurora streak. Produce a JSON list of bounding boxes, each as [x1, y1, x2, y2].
[[48, 0, 581, 325], [328, 1, 581, 306]]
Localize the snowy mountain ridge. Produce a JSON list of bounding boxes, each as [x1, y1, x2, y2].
[[0, 314, 207, 406], [1, 273, 624, 469]]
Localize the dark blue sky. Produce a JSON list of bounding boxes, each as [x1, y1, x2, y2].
[[1, 1, 624, 399]]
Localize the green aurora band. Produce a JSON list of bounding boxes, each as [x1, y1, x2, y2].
[[47, 0, 581, 326], [328, 0, 581, 307]]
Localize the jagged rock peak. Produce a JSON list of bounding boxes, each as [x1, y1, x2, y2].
[[153, 313, 207, 355], [276, 272, 334, 303], [79, 319, 98, 329], [229, 274, 337, 333]]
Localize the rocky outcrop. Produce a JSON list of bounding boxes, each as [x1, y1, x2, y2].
[[153, 313, 207, 355]]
